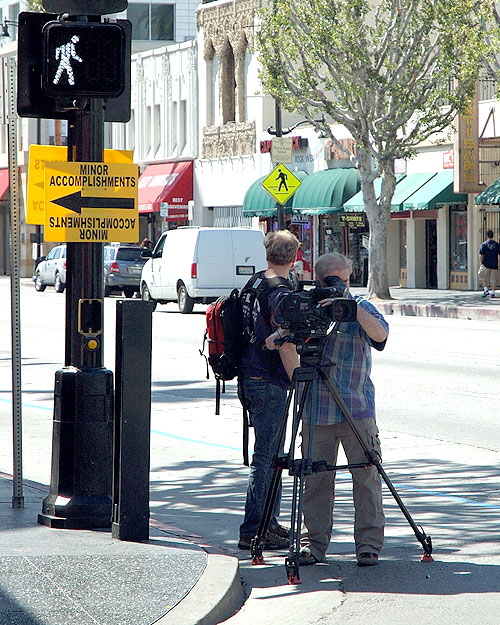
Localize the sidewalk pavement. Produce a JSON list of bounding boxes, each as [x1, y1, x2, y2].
[[2, 282, 499, 625]]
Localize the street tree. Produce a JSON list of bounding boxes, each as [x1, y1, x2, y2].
[[26, 0, 44, 11], [258, 0, 498, 298]]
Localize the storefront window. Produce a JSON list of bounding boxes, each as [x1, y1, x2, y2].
[[450, 207, 467, 271], [321, 216, 343, 255]]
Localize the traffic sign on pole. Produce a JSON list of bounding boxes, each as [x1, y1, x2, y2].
[[42, 21, 126, 98], [261, 163, 303, 204], [27, 145, 134, 225], [44, 161, 139, 242], [42, 0, 128, 15]]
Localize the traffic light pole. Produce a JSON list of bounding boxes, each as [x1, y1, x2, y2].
[[38, 98, 114, 529]]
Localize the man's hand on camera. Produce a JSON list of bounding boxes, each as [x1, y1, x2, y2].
[[318, 297, 334, 308], [265, 328, 291, 350]]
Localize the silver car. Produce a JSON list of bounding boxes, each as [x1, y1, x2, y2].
[[34, 244, 67, 293], [103, 245, 149, 298]]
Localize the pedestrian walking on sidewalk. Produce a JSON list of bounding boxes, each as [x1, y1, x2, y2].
[[237, 230, 300, 551], [478, 230, 500, 298]]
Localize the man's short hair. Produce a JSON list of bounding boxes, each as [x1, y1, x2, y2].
[[264, 230, 299, 266], [487, 229, 494, 238], [315, 252, 352, 281]]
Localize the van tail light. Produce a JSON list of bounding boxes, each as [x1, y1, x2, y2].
[[110, 261, 120, 274], [191, 263, 197, 279], [62, 260, 66, 270]]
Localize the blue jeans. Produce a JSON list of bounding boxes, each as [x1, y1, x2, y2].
[[238, 377, 288, 537]]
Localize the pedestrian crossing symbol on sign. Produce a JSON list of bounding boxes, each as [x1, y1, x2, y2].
[[261, 163, 302, 204]]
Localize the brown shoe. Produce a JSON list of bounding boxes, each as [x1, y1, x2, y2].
[[357, 552, 379, 567]]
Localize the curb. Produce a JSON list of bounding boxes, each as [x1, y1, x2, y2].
[[375, 301, 500, 322], [156, 553, 244, 625]]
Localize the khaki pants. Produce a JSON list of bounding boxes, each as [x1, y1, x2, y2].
[[479, 265, 498, 290], [301, 418, 385, 559]]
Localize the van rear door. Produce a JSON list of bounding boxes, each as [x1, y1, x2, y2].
[[194, 230, 235, 289], [231, 229, 266, 288]]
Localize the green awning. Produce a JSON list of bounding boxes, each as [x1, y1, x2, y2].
[[402, 170, 467, 210], [390, 172, 437, 211], [343, 174, 407, 212], [291, 168, 360, 215], [242, 170, 308, 217], [475, 178, 500, 205]]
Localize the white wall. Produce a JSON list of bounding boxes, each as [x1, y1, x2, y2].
[[111, 40, 198, 164]]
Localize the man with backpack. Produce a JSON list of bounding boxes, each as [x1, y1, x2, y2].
[[237, 230, 300, 550]]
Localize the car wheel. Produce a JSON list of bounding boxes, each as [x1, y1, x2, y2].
[[123, 287, 135, 298], [177, 284, 194, 314], [34, 272, 46, 292], [54, 273, 65, 293], [141, 283, 157, 311], [104, 284, 111, 297]]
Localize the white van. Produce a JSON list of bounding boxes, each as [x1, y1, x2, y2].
[[140, 227, 266, 312]]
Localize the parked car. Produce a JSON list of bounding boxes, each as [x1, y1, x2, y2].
[[104, 245, 149, 298], [33, 244, 67, 293]]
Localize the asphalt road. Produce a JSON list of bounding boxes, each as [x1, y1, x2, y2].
[[2, 279, 498, 465]]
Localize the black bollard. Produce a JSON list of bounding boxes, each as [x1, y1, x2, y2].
[[38, 366, 114, 528], [112, 299, 153, 541]]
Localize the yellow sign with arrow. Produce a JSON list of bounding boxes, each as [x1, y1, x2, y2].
[[26, 144, 134, 226], [44, 161, 139, 243]]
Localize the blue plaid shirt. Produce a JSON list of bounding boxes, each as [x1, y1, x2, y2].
[[304, 295, 388, 425]]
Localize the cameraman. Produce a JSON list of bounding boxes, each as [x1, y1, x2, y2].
[[267, 251, 388, 567], [237, 230, 300, 550]]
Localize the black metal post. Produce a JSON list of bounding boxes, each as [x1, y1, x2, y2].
[[112, 299, 153, 541], [39, 99, 115, 529], [274, 100, 286, 229]]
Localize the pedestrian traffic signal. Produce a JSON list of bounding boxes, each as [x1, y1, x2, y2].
[[42, 21, 126, 98]]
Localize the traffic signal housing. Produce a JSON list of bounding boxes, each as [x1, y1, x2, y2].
[[42, 21, 126, 98], [17, 12, 131, 122]]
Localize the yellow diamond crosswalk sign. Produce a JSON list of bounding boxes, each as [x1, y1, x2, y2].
[[261, 163, 302, 204]]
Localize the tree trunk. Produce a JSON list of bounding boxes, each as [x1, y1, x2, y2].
[[357, 151, 394, 300]]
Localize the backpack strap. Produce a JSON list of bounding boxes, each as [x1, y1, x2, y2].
[[242, 273, 291, 350], [215, 378, 221, 415], [199, 330, 210, 380], [242, 407, 250, 466]]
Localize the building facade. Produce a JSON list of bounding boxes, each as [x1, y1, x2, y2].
[[1, 0, 500, 289]]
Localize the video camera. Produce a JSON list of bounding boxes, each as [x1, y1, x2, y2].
[[277, 275, 357, 337]]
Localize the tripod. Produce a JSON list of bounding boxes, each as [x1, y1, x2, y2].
[[250, 336, 433, 584]]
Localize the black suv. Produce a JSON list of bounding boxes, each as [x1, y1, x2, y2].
[[103, 245, 149, 297]]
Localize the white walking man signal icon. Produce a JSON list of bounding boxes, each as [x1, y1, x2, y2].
[[53, 35, 83, 86]]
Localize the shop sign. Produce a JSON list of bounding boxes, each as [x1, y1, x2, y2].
[[340, 214, 365, 227], [443, 148, 454, 169], [271, 137, 293, 164], [160, 202, 189, 220], [454, 85, 482, 193], [291, 214, 310, 224], [326, 137, 356, 160]]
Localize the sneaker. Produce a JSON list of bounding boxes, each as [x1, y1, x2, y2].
[[298, 547, 326, 566], [357, 552, 379, 567], [482, 290, 490, 297], [238, 530, 289, 551], [271, 523, 290, 539], [491, 293, 496, 298]]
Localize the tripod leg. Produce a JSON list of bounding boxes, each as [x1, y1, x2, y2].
[[285, 376, 317, 584], [250, 376, 303, 565], [285, 472, 302, 584], [319, 371, 433, 561]]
